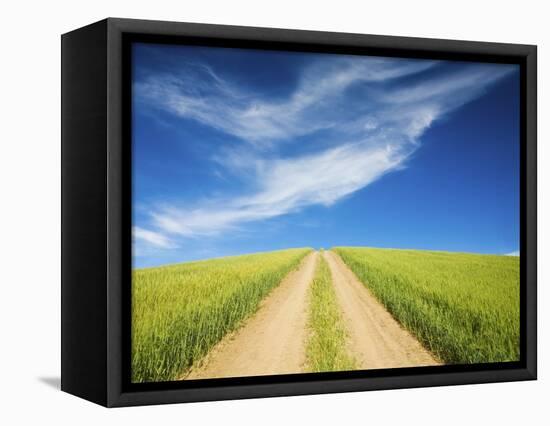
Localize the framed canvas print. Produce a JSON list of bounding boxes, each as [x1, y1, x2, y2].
[[61, 18, 537, 407]]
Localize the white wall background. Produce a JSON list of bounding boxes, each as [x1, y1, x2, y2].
[[0, 0, 546, 424]]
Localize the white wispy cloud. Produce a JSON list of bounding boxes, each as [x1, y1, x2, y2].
[[505, 250, 520, 256], [132, 226, 177, 249], [151, 143, 405, 236], [135, 55, 516, 242], [135, 56, 436, 147]]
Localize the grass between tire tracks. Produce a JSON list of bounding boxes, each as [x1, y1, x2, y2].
[[306, 251, 356, 372]]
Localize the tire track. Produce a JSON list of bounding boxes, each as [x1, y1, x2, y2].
[[184, 251, 319, 379], [324, 251, 440, 369]]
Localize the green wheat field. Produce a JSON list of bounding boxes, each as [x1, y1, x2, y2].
[[334, 247, 520, 364], [132, 248, 311, 383], [132, 247, 520, 383]]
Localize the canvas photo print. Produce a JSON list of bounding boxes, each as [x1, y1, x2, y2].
[[131, 42, 520, 384]]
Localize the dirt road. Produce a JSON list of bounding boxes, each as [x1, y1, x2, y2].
[[185, 251, 319, 379], [323, 251, 440, 369], [185, 249, 439, 379]]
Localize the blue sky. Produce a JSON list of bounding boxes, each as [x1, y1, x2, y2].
[[131, 43, 520, 268]]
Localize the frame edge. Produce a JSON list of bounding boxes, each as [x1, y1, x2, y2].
[[61, 19, 110, 406]]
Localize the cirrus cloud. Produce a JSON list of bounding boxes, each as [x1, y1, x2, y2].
[[134, 53, 516, 246]]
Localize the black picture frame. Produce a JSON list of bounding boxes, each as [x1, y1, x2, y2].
[[61, 17, 537, 407]]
